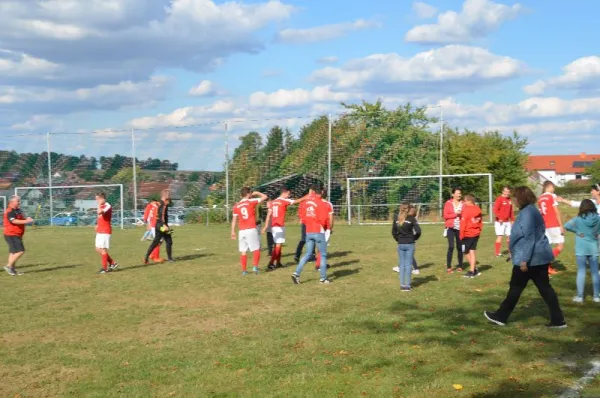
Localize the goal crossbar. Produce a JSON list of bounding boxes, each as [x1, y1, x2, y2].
[[14, 184, 124, 229], [346, 173, 494, 225]]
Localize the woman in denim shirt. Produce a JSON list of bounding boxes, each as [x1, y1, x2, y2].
[[484, 186, 566, 328]]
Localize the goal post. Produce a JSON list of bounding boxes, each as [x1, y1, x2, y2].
[[0, 196, 5, 211], [14, 184, 124, 229], [346, 173, 494, 225]]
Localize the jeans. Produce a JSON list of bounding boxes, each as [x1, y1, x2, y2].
[[495, 265, 564, 324], [576, 255, 599, 298], [295, 224, 315, 259], [446, 228, 463, 269], [295, 233, 328, 280], [397, 244, 415, 287]]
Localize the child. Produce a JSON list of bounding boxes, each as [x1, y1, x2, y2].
[[538, 181, 565, 275], [393, 205, 420, 274], [460, 194, 483, 278], [564, 199, 600, 303], [392, 204, 421, 291]]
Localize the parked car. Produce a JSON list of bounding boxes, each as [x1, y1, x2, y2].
[[51, 212, 78, 226]]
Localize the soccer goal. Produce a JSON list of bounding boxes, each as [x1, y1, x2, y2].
[[346, 173, 493, 225], [0, 196, 5, 211], [14, 184, 125, 229]]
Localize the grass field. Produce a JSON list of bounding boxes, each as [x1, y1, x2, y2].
[[1, 222, 599, 397]]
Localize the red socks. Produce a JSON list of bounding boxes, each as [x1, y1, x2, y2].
[[240, 255, 248, 271], [253, 250, 260, 266], [495, 242, 501, 256], [270, 246, 281, 264], [316, 252, 321, 267], [552, 247, 562, 258], [101, 253, 108, 270], [151, 246, 160, 260]]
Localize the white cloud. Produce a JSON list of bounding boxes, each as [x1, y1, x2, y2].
[[0, 50, 62, 79], [310, 45, 523, 95], [188, 80, 225, 97], [249, 86, 358, 109], [405, 0, 524, 44], [127, 100, 238, 129], [276, 19, 380, 44], [10, 114, 65, 131], [413, 2, 438, 19], [317, 56, 339, 64], [524, 56, 600, 95]]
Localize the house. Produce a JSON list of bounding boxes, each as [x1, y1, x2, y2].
[[138, 181, 185, 206], [74, 188, 101, 211], [0, 178, 11, 190], [526, 153, 600, 187]]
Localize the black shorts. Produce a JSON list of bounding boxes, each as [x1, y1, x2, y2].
[[462, 236, 479, 253], [4, 235, 25, 254]]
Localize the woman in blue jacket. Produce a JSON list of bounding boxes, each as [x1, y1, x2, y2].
[[564, 199, 600, 303], [484, 186, 566, 328]]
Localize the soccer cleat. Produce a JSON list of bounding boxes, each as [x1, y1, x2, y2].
[[546, 321, 567, 329], [319, 279, 332, 284], [572, 296, 584, 303], [412, 269, 420, 275], [4, 266, 17, 276], [393, 266, 400, 273], [484, 311, 506, 326], [253, 266, 259, 274], [109, 262, 119, 271], [167, 258, 175, 263], [401, 286, 411, 292], [464, 271, 475, 278], [98, 268, 112, 274], [291, 274, 300, 284], [242, 271, 248, 276], [275, 262, 285, 269]]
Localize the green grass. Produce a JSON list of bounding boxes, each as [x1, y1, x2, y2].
[[1, 223, 599, 397]]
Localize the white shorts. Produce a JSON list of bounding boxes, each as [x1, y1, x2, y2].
[[272, 226, 286, 244], [95, 233, 111, 249], [545, 227, 565, 244], [325, 229, 331, 243], [494, 221, 512, 237], [239, 229, 260, 253]]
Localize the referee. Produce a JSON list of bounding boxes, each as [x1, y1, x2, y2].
[[3, 196, 33, 276], [144, 190, 174, 264]]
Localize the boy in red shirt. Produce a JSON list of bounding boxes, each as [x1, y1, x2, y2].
[[538, 181, 564, 275], [3, 195, 33, 276], [95, 192, 118, 274], [231, 187, 268, 275], [291, 184, 332, 284], [460, 194, 483, 278], [493, 186, 514, 257]]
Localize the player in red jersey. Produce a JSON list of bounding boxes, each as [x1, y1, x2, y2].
[[315, 188, 334, 271], [145, 200, 164, 263], [3, 196, 33, 276], [291, 184, 332, 284], [231, 187, 268, 275], [262, 187, 307, 271], [538, 181, 564, 275], [95, 192, 118, 274], [460, 194, 483, 278], [141, 200, 157, 241], [493, 186, 514, 257]]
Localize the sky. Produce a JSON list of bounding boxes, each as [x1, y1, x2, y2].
[[1, 0, 600, 171]]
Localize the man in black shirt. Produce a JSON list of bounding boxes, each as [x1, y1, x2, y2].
[[144, 190, 174, 264]]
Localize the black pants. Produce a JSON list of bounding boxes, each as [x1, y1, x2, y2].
[[495, 265, 565, 324], [145, 226, 173, 261], [295, 224, 315, 259], [267, 232, 274, 256], [446, 228, 463, 269]]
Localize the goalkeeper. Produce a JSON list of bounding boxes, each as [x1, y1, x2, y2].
[[144, 189, 174, 264]]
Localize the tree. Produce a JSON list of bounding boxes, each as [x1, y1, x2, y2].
[[188, 172, 201, 182], [110, 166, 145, 185], [584, 160, 600, 183]]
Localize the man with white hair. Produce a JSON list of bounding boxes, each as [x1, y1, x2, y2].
[[3, 196, 33, 276]]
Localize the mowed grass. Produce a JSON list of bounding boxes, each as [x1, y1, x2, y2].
[[1, 223, 599, 397]]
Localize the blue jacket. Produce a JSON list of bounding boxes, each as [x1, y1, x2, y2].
[[564, 213, 600, 257], [509, 204, 554, 267]]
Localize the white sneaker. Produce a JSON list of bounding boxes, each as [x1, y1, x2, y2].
[[573, 296, 584, 303], [593, 297, 600, 303], [392, 266, 399, 273], [412, 269, 420, 275]]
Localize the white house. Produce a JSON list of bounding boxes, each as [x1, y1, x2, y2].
[[526, 153, 600, 187]]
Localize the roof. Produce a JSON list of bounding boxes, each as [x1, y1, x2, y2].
[[526, 153, 600, 174]]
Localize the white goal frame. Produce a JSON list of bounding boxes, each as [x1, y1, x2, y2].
[[0, 196, 6, 211], [346, 173, 494, 225], [15, 184, 124, 229]]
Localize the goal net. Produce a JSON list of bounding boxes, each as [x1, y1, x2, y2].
[[14, 184, 125, 229], [346, 173, 493, 225]]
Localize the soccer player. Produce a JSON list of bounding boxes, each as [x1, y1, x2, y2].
[[3, 196, 33, 276], [460, 194, 483, 278], [144, 190, 174, 264], [493, 186, 514, 257], [262, 187, 306, 271], [315, 188, 334, 271], [95, 192, 118, 274], [538, 181, 565, 275], [294, 193, 316, 263], [146, 200, 164, 263], [292, 184, 332, 284], [141, 200, 157, 241], [231, 187, 268, 275], [264, 200, 274, 257]]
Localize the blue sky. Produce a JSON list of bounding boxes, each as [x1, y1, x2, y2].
[[1, 0, 600, 171]]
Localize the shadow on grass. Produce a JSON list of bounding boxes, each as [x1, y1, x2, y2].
[[328, 251, 354, 259], [332, 268, 361, 280], [478, 264, 493, 272], [176, 253, 215, 262], [28, 264, 84, 273], [18, 263, 48, 269], [415, 262, 435, 270], [412, 275, 438, 288], [330, 259, 360, 269], [119, 254, 214, 272]]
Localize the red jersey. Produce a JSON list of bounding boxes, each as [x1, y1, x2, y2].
[[148, 203, 158, 227], [270, 197, 294, 227], [493, 196, 514, 222], [460, 204, 483, 240], [298, 201, 307, 224], [233, 198, 261, 230], [538, 192, 560, 228], [3, 206, 26, 237], [301, 196, 330, 234], [96, 203, 112, 234]]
